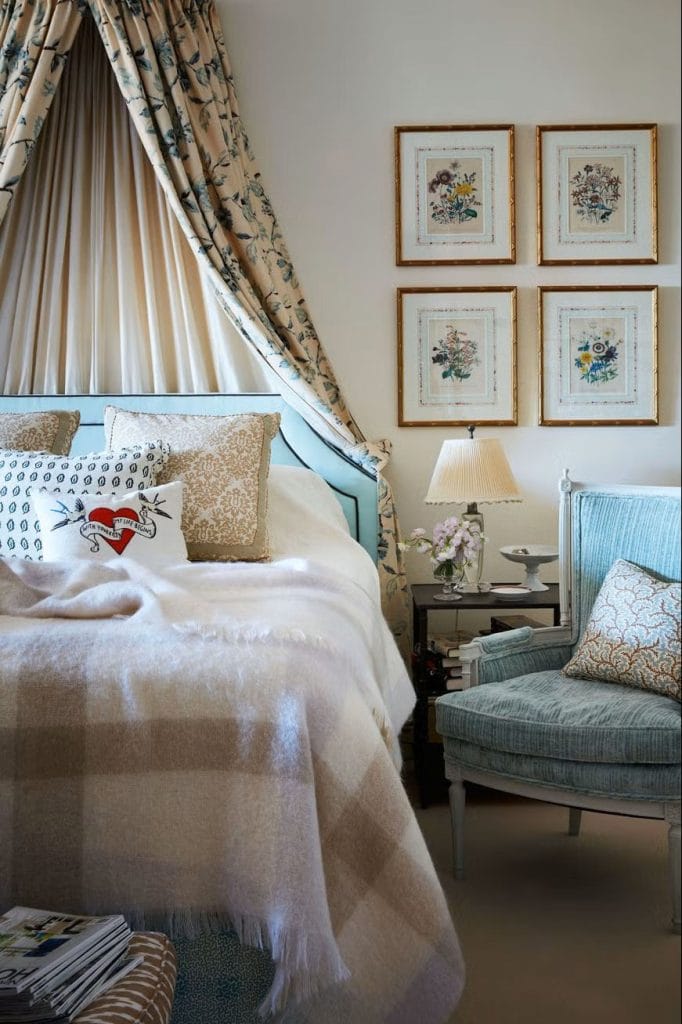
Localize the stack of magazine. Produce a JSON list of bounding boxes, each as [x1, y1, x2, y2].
[[0, 907, 143, 1022]]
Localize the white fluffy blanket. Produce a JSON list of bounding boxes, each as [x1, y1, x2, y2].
[[0, 557, 464, 1022]]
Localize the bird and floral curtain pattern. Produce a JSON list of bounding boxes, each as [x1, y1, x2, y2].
[[0, 0, 408, 645], [0, 0, 86, 223]]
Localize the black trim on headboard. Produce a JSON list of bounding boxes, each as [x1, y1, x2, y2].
[[277, 428, 361, 539]]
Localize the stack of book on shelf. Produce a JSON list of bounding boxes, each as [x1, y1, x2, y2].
[[0, 907, 143, 1023], [420, 632, 473, 744], [427, 631, 473, 691]]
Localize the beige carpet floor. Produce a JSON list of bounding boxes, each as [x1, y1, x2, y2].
[[415, 787, 681, 1024]]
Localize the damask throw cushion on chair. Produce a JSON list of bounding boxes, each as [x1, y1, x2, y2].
[[563, 558, 681, 701]]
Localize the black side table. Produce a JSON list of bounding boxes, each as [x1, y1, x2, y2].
[[411, 583, 561, 808]]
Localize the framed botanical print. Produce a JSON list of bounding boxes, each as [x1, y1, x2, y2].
[[537, 124, 657, 264], [398, 287, 517, 426], [539, 286, 658, 425], [395, 125, 515, 265]]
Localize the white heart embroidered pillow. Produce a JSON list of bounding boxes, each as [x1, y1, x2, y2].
[[31, 481, 187, 565], [0, 442, 169, 560]]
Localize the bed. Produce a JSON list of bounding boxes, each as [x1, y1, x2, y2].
[[0, 394, 464, 1023]]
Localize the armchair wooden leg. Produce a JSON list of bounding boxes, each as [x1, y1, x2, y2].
[[448, 774, 465, 880], [665, 804, 681, 934], [568, 807, 582, 836]]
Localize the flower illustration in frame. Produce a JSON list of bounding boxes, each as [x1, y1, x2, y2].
[[539, 286, 658, 425], [573, 321, 623, 386], [395, 125, 515, 264], [570, 163, 622, 226], [398, 286, 517, 426], [537, 124, 657, 265], [432, 324, 480, 382], [428, 161, 482, 228]]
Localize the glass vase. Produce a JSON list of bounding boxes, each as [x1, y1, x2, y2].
[[432, 560, 465, 601]]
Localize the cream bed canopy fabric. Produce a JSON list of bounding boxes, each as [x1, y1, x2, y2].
[[0, 0, 407, 641], [0, 14, 269, 395]]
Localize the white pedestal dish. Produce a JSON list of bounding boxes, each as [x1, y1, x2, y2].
[[499, 545, 559, 591]]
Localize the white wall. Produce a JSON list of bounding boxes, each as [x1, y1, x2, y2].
[[216, 0, 681, 586]]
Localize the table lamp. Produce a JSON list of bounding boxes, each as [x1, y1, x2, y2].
[[424, 426, 522, 590]]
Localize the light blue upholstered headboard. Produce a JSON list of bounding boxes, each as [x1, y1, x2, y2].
[[0, 394, 379, 563]]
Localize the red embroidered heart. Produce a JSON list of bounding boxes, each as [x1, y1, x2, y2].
[[88, 506, 139, 555]]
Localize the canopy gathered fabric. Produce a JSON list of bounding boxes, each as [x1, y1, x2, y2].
[[0, 14, 269, 395], [0, 0, 408, 642]]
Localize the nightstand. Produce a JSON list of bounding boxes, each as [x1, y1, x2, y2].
[[410, 583, 561, 808]]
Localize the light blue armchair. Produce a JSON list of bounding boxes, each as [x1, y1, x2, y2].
[[435, 476, 681, 932]]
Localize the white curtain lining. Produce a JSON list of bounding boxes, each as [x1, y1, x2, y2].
[[0, 13, 272, 396]]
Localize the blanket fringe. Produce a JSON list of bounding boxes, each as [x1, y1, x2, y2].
[[173, 620, 338, 652], [98, 905, 350, 1019]]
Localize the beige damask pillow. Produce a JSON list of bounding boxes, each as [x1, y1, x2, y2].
[[104, 407, 280, 561], [0, 410, 80, 455]]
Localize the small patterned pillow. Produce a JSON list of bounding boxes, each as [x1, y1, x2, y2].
[[105, 407, 280, 561], [0, 410, 80, 455], [563, 558, 681, 701], [0, 442, 169, 560], [32, 481, 187, 565]]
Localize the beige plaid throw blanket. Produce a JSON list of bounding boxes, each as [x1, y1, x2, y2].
[[0, 557, 464, 1022]]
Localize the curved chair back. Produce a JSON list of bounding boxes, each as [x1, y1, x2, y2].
[[560, 479, 681, 644]]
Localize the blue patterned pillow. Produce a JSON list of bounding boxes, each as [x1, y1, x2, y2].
[[563, 559, 681, 701]]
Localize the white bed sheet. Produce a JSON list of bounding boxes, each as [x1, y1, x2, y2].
[[267, 464, 381, 603]]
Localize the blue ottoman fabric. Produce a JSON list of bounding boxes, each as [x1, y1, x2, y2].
[[435, 670, 681, 765]]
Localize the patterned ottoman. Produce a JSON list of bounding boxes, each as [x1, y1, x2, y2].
[[74, 932, 177, 1024]]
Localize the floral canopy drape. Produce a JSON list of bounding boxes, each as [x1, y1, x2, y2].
[[0, 0, 407, 644]]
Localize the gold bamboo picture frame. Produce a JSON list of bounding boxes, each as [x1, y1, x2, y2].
[[398, 286, 517, 426], [537, 124, 658, 265], [539, 285, 658, 425], [395, 124, 515, 265]]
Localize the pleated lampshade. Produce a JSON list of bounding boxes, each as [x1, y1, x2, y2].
[[424, 438, 521, 505]]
